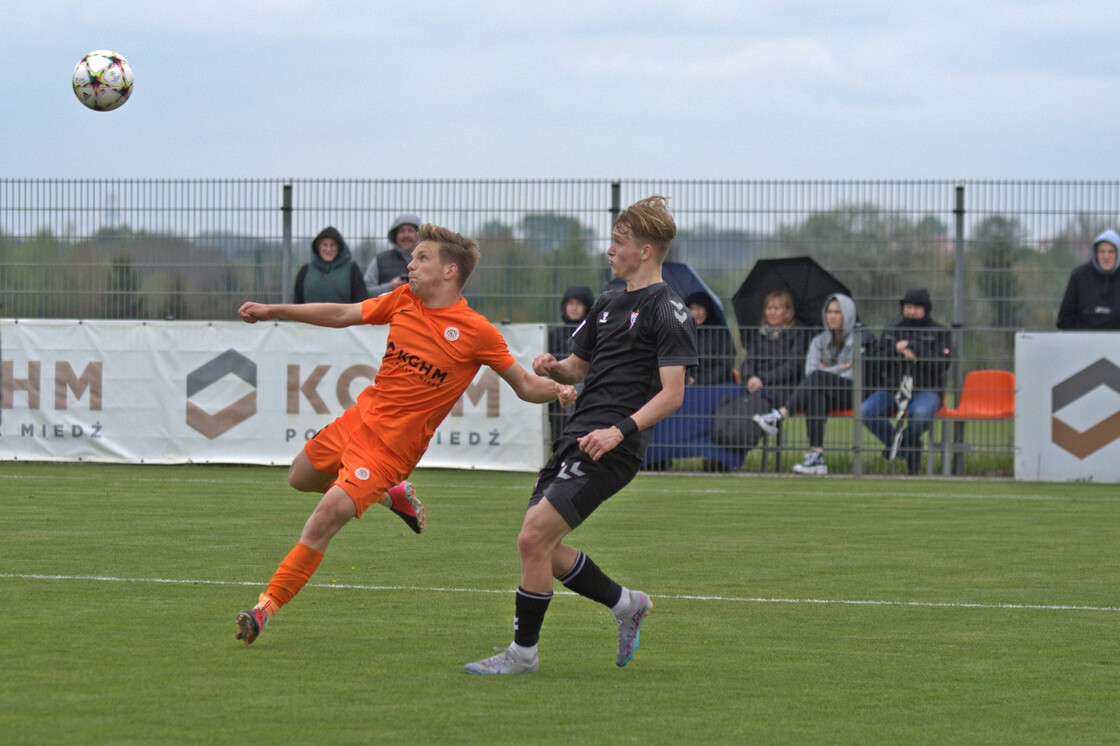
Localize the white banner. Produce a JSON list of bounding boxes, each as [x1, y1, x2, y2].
[[0, 319, 549, 471], [1015, 331, 1120, 482]]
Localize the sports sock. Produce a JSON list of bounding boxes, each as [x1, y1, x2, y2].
[[513, 586, 553, 648], [510, 641, 537, 659], [255, 593, 280, 619], [611, 588, 633, 616], [559, 550, 623, 609], [264, 542, 324, 611]]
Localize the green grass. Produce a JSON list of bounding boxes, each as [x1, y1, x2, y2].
[[1, 464, 1118, 744]]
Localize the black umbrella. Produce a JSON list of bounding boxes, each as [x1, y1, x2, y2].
[[732, 257, 851, 341]]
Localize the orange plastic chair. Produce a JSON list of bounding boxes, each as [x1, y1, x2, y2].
[[935, 370, 1015, 474], [941, 370, 1015, 420]]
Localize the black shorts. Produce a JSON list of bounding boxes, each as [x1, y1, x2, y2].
[[528, 436, 641, 529]]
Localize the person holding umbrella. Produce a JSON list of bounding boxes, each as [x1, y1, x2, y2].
[[752, 293, 859, 475]]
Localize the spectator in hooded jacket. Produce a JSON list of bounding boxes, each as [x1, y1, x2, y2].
[[860, 288, 951, 475], [683, 291, 736, 386], [547, 285, 595, 440], [1057, 229, 1120, 330], [364, 213, 422, 297], [548, 285, 595, 360], [293, 227, 368, 304]]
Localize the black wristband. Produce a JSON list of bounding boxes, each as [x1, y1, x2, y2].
[[615, 416, 639, 438]]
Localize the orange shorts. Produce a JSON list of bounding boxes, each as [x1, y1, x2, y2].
[[303, 406, 412, 518]]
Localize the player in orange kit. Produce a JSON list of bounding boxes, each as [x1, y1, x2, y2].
[[234, 223, 576, 645]]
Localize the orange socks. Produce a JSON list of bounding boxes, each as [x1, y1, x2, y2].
[[259, 542, 325, 616]]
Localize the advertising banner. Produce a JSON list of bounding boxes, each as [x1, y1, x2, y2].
[[0, 319, 550, 471], [1015, 331, 1120, 482]]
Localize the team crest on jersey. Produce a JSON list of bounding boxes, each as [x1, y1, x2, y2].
[[355, 467, 371, 480], [630, 310, 639, 328], [444, 326, 460, 341]]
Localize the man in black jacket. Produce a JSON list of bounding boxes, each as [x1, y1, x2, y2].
[[860, 288, 951, 474], [1057, 229, 1120, 330]]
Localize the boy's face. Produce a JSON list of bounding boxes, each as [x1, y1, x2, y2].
[[407, 242, 452, 295], [607, 225, 646, 281]]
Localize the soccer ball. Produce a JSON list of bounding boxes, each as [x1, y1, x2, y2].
[[72, 50, 134, 111]]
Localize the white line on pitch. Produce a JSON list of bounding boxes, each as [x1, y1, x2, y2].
[[3, 472, 1117, 503], [2, 572, 1117, 613]]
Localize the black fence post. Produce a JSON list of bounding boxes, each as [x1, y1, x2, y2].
[[281, 184, 293, 305]]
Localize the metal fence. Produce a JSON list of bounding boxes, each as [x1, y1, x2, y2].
[[2, 178, 1116, 475]]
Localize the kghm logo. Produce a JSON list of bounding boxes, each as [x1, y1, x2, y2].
[[186, 349, 257, 439], [1051, 358, 1120, 459], [383, 341, 448, 383]]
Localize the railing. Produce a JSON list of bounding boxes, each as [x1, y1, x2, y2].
[[4, 178, 1116, 476]]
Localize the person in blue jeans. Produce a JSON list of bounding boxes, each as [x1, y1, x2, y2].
[[860, 288, 951, 474]]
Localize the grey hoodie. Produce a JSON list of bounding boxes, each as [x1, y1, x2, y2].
[[804, 293, 858, 379]]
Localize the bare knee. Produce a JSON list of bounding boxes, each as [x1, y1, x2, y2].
[[517, 527, 548, 563]]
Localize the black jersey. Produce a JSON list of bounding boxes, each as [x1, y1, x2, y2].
[[564, 282, 698, 456]]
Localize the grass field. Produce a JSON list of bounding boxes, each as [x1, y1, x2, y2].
[[1, 463, 1117, 744]]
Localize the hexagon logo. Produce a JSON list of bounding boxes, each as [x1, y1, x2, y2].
[[1051, 358, 1120, 459], [186, 349, 257, 439]]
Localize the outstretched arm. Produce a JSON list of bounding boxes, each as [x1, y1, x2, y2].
[[498, 361, 577, 406], [578, 364, 687, 461], [238, 301, 365, 328], [532, 351, 590, 385]]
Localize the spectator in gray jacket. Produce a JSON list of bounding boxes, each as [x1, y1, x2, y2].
[[363, 213, 421, 297]]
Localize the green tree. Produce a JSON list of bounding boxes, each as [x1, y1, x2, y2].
[[971, 215, 1025, 330]]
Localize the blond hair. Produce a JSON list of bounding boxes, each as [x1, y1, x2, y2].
[[417, 223, 481, 289], [615, 195, 676, 257], [762, 289, 796, 326]]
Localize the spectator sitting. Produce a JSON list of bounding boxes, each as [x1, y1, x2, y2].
[[684, 291, 736, 386], [364, 213, 421, 297], [547, 285, 594, 441], [712, 289, 808, 452], [293, 227, 368, 304], [752, 293, 858, 476], [1057, 228, 1120, 330], [860, 288, 951, 475]]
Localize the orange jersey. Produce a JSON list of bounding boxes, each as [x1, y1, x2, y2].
[[356, 286, 516, 464]]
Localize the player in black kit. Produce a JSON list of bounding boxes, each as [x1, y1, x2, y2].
[[465, 195, 698, 675]]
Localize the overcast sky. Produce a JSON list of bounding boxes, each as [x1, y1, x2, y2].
[[4, 2, 1118, 180]]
